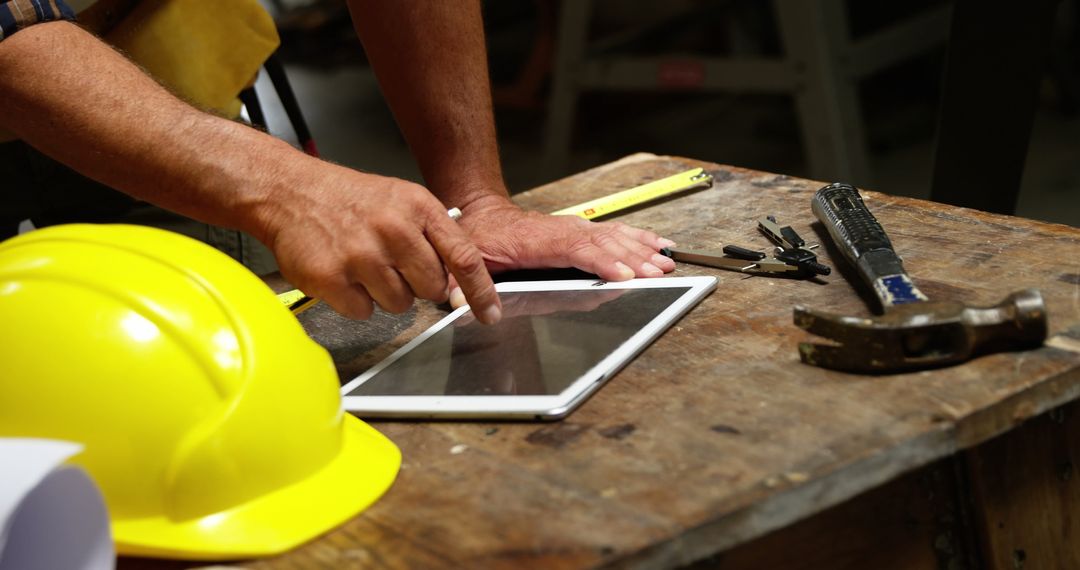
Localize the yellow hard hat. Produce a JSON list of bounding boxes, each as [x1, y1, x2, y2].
[[0, 224, 400, 560]]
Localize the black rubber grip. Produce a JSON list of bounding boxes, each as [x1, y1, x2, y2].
[[722, 245, 765, 260], [803, 260, 832, 277], [780, 226, 805, 248], [811, 183, 908, 290]]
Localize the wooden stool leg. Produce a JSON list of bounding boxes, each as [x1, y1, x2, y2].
[[543, 0, 592, 176], [929, 0, 1058, 215], [774, 0, 872, 185]]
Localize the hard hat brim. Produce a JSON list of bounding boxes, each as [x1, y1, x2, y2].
[[112, 415, 401, 560]]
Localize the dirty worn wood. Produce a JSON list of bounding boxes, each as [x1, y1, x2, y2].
[[964, 400, 1080, 569], [120, 154, 1080, 569], [682, 399, 1080, 570], [688, 455, 978, 570]]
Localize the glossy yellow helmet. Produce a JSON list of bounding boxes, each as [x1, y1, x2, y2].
[[0, 224, 400, 560]]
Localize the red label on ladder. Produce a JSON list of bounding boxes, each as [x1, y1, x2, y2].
[[658, 60, 706, 89]]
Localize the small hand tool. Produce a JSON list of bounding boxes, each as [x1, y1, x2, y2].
[[795, 182, 1047, 373], [662, 216, 830, 278]]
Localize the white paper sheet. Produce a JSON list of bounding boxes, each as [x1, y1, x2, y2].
[[0, 438, 113, 570]]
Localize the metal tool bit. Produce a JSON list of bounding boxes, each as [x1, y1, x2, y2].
[[796, 182, 1048, 373], [757, 216, 830, 276], [663, 247, 796, 273], [759, 216, 806, 250], [660, 216, 830, 278]]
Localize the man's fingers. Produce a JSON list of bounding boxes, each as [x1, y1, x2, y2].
[[611, 223, 676, 272], [568, 244, 635, 281], [392, 237, 451, 303], [349, 262, 416, 314], [320, 281, 376, 320], [592, 231, 664, 277], [614, 222, 676, 250], [619, 238, 673, 275], [427, 215, 502, 324], [446, 274, 468, 308], [449, 286, 467, 309]]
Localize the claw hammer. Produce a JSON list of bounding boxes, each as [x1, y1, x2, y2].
[[795, 183, 1048, 373]]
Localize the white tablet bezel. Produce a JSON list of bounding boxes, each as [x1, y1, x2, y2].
[[340, 276, 717, 420]]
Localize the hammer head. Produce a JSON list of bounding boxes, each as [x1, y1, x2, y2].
[[795, 288, 1048, 373]]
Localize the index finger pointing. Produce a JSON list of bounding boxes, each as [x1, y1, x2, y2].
[[425, 215, 502, 324]]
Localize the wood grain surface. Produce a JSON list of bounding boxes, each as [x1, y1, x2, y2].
[[120, 154, 1080, 569], [964, 400, 1080, 569]]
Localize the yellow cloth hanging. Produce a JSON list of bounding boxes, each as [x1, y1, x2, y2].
[[105, 0, 279, 117], [0, 0, 279, 141]]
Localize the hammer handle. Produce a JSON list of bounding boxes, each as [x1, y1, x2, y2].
[[812, 183, 927, 310]]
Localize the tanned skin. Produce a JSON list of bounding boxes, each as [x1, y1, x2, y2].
[[0, 20, 501, 322], [348, 0, 676, 305], [0, 3, 675, 322]]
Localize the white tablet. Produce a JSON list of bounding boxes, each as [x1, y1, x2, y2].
[[340, 276, 716, 420]]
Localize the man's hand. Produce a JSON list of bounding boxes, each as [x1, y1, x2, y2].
[[0, 22, 500, 325], [258, 160, 502, 323], [462, 199, 675, 277], [346, 1, 678, 296], [445, 198, 676, 307]]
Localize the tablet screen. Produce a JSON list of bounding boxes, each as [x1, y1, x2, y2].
[[345, 287, 691, 397]]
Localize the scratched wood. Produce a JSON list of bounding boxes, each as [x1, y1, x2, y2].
[[692, 456, 977, 570], [118, 154, 1080, 569], [963, 400, 1080, 569]]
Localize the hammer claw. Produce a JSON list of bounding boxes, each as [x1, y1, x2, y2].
[[795, 290, 1049, 373], [799, 340, 960, 373], [798, 342, 852, 370], [793, 305, 874, 342]]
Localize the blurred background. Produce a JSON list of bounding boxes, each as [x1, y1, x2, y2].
[[252, 0, 1080, 226]]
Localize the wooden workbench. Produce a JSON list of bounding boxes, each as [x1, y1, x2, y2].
[[124, 155, 1080, 569]]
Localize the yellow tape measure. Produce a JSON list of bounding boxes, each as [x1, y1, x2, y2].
[[276, 288, 318, 315], [277, 167, 713, 314], [551, 167, 713, 220]]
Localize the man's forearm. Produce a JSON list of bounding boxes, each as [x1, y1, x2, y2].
[[0, 20, 504, 322], [346, 0, 509, 210], [0, 21, 298, 242]]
